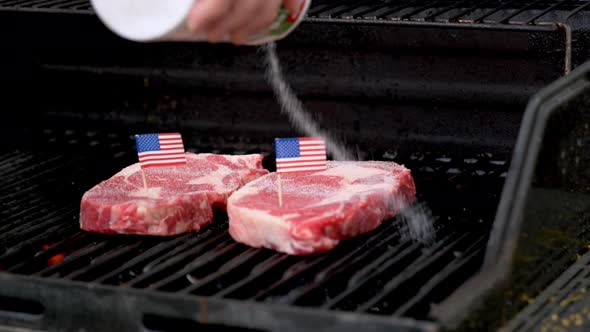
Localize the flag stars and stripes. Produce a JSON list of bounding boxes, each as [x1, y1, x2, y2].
[[275, 137, 327, 173], [135, 133, 187, 169]]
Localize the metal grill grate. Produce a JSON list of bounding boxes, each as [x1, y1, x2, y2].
[[1, 0, 590, 24], [0, 0, 92, 13], [504, 251, 590, 331], [0, 129, 508, 321], [305, 0, 590, 25]]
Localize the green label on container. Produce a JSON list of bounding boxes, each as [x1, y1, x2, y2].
[[269, 4, 306, 36]]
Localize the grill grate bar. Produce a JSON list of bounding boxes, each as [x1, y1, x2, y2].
[[438, 0, 498, 22], [179, 248, 268, 294], [0, 152, 34, 173], [420, 0, 477, 21], [316, 0, 376, 18], [338, 1, 392, 19], [93, 233, 194, 284], [69, 1, 90, 10], [316, 4, 357, 18], [66, 240, 148, 281], [0, 0, 93, 11], [0, 208, 77, 250], [564, 0, 590, 20], [360, 1, 421, 20], [518, 248, 572, 294], [486, 0, 553, 24], [0, 221, 80, 268], [0, 191, 52, 214], [322, 233, 455, 309], [393, 236, 486, 316], [143, 242, 246, 291], [465, 0, 528, 23], [126, 233, 232, 288], [214, 254, 293, 298], [0, 192, 66, 223], [527, 270, 590, 329], [0, 197, 52, 227], [306, 2, 338, 16], [546, 279, 590, 318], [515, 223, 590, 288], [31, 0, 73, 8], [0, 155, 64, 188], [13, 0, 55, 7], [504, 253, 590, 331], [7, 232, 92, 273], [0, 162, 76, 200], [0, 154, 56, 180], [357, 232, 473, 313], [252, 222, 406, 302], [35, 240, 113, 277], [0, 0, 31, 6], [0, 205, 74, 245], [522, 0, 571, 24], [285, 231, 405, 306], [385, 1, 446, 20]]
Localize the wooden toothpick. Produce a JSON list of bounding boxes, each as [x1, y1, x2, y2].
[[277, 174, 283, 207], [141, 168, 149, 191]]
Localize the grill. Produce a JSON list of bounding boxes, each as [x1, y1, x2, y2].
[[0, 130, 503, 321], [306, 0, 590, 25], [505, 251, 590, 331], [3, 0, 590, 24], [0, 0, 589, 331]]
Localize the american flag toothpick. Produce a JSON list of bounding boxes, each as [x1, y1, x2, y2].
[[275, 137, 327, 173], [275, 137, 327, 206], [135, 133, 187, 190]]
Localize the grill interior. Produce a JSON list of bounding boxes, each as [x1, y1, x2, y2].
[[0, 127, 507, 321], [3, 0, 590, 25], [306, 0, 590, 25], [0, 0, 587, 330], [505, 251, 590, 331]]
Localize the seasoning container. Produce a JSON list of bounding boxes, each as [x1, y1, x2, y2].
[[90, 0, 310, 45]]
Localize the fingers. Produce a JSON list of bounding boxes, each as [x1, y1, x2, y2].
[[187, 0, 285, 45], [230, 0, 282, 44], [187, 0, 233, 37], [283, 0, 302, 14]]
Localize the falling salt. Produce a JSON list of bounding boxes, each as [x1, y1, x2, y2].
[[263, 42, 436, 245], [397, 200, 436, 246], [263, 42, 354, 161]]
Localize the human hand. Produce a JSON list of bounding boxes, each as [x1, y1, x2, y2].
[[187, 0, 302, 45]]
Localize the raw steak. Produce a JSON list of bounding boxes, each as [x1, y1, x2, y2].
[[80, 153, 268, 236], [227, 161, 416, 255]]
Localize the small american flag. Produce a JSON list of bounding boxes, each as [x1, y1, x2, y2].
[[135, 133, 187, 169], [275, 137, 327, 173]]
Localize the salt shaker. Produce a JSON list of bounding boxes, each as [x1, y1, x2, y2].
[[90, 0, 310, 45]]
